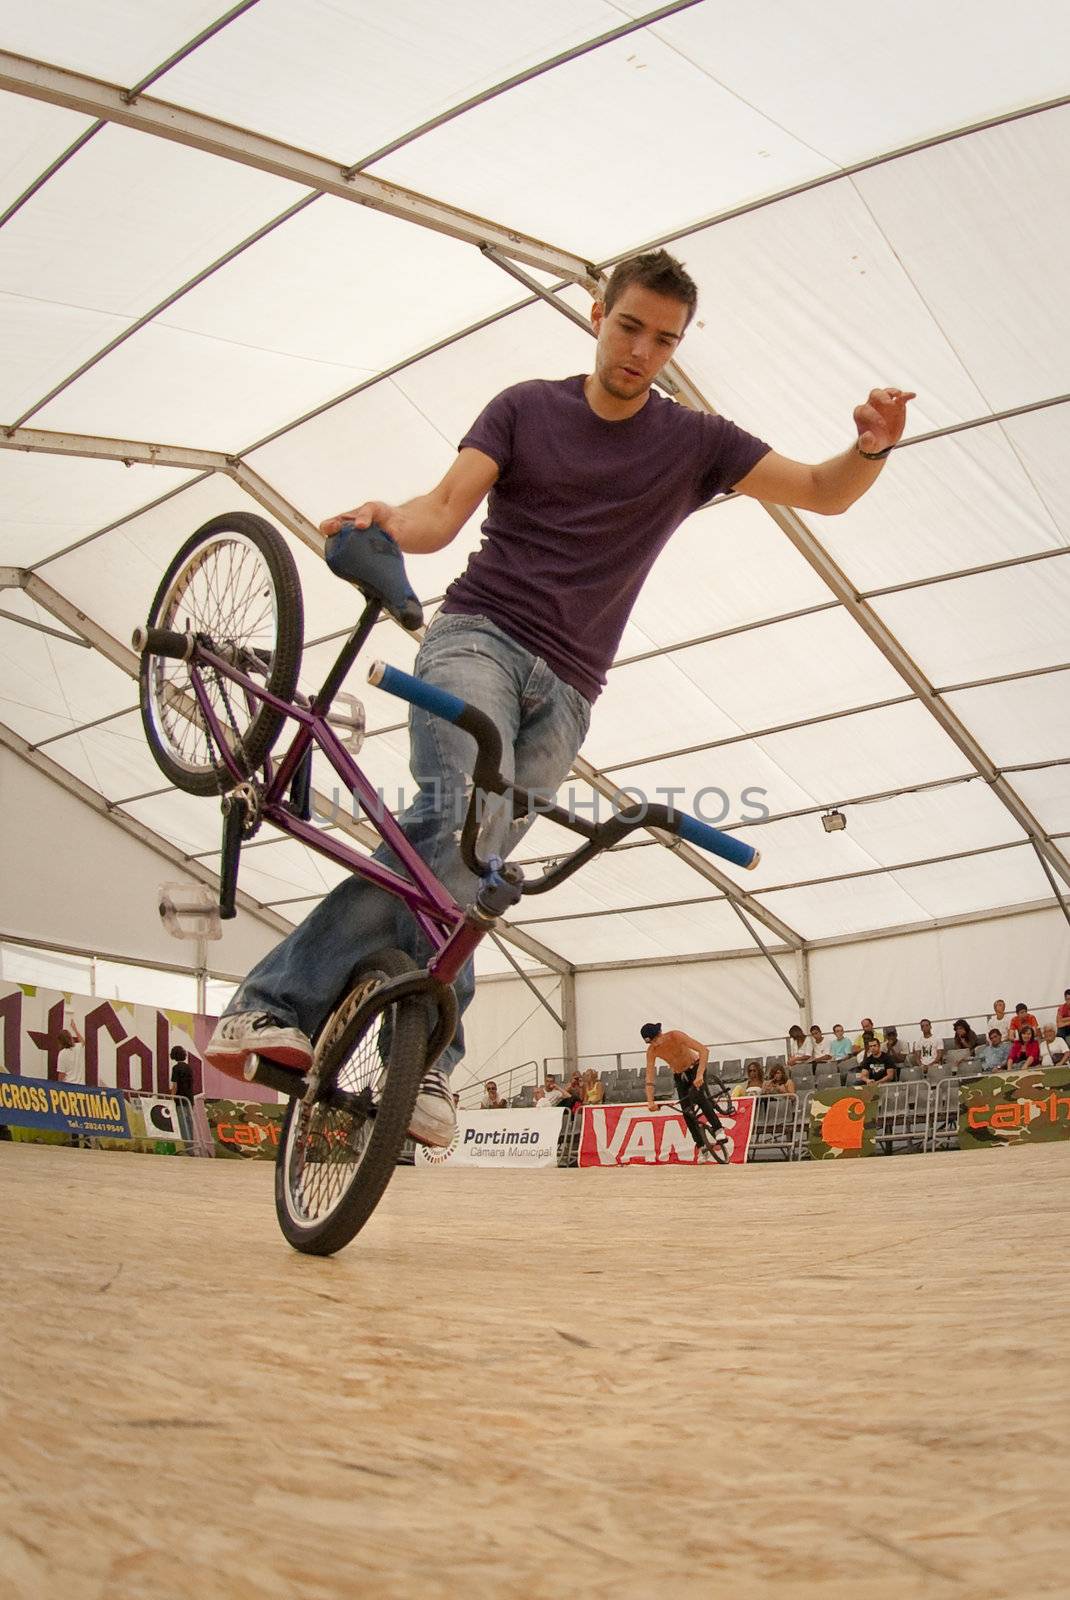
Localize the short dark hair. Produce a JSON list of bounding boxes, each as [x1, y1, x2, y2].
[[603, 250, 698, 328], [169, 1045, 187, 1063]]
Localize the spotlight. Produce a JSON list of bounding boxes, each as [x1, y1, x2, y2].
[[821, 809, 847, 834]]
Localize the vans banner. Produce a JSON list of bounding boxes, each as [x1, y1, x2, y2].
[[577, 1101, 755, 1167]]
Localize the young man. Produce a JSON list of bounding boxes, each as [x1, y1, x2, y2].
[[911, 1019, 944, 1072], [975, 1028, 1011, 1073], [640, 1021, 728, 1163], [828, 1023, 856, 1063], [855, 1037, 899, 1085], [206, 249, 914, 1147]]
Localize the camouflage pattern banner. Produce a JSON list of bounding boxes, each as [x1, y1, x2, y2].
[[204, 1097, 287, 1160], [959, 1068, 1070, 1151], [807, 1087, 879, 1159]]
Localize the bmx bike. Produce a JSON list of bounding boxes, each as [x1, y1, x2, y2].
[[661, 1075, 737, 1162], [134, 510, 759, 1255]]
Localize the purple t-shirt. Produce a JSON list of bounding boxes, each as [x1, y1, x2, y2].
[[443, 376, 770, 701]]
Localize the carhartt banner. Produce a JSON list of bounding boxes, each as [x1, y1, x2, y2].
[[0, 1072, 130, 1140], [414, 1108, 566, 1167], [578, 1101, 755, 1166], [204, 1097, 287, 1159], [958, 1068, 1070, 1150], [807, 1087, 878, 1159], [135, 1095, 187, 1142]]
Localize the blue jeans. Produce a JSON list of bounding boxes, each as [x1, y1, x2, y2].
[[226, 613, 591, 1072]]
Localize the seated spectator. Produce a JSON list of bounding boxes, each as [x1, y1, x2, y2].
[[988, 998, 1009, 1031], [1007, 1002, 1039, 1040], [975, 1028, 1011, 1073], [1007, 1025, 1040, 1069], [480, 1080, 509, 1109], [1052, 990, 1070, 1042], [540, 1075, 567, 1106], [911, 1019, 944, 1073], [828, 1023, 856, 1063], [581, 1068, 605, 1105], [786, 1025, 813, 1067], [808, 1024, 832, 1064], [765, 1064, 797, 1095], [852, 1016, 883, 1053], [882, 1026, 906, 1065], [563, 1070, 585, 1110], [1038, 1025, 1068, 1068], [736, 1061, 767, 1097], [855, 1038, 899, 1084], [951, 1018, 979, 1053]]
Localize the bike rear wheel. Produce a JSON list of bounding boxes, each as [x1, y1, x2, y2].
[[275, 949, 429, 1256], [139, 511, 303, 795]]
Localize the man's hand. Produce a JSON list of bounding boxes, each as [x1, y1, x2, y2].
[[853, 387, 916, 455], [646, 1099, 657, 1113], [320, 501, 397, 539]]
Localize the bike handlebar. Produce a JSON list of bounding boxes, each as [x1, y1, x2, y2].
[[369, 660, 761, 876]]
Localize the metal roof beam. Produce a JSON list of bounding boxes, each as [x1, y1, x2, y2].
[[0, 49, 596, 283]]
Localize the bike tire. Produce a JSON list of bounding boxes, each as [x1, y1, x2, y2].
[[139, 511, 303, 796], [274, 949, 429, 1256]]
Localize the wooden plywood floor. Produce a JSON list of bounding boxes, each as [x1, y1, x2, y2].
[[2, 1142, 1068, 1600]]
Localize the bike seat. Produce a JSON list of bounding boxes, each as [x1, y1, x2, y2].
[[324, 522, 424, 631]]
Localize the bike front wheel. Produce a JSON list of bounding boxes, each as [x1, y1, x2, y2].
[[275, 949, 429, 1256], [139, 511, 303, 795]]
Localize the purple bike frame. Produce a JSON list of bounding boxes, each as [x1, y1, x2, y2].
[[188, 644, 486, 986]]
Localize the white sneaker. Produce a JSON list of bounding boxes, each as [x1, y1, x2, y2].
[[407, 1067, 457, 1149], [205, 1011, 313, 1077]]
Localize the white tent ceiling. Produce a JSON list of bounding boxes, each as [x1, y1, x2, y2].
[[2, 0, 1068, 991]]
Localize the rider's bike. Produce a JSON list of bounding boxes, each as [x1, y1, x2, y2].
[[661, 1074, 737, 1162], [134, 511, 759, 1255]]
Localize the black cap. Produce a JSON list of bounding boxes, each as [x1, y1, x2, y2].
[[640, 1022, 662, 1042]]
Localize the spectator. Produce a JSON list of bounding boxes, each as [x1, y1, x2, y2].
[[1057, 989, 1070, 1046], [1038, 1026, 1068, 1068], [55, 1019, 85, 1083], [882, 1026, 906, 1066], [581, 1068, 605, 1106], [852, 1016, 883, 1053], [169, 1045, 194, 1103], [952, 1018, 979, 1053], [562, 1070, 585, 1110], [808, 1025, 832, 1064], [1007, 1002, 1039, 1040], [786, 1025, 812, 1068], [911, 1019, 944, 1073], [765, 1064, 796, 1095], [540, 1075, 567, 1107], [1007, 1025, 1040, 1069], [737, 1061, 767, 1097], [828, 1023, 856, 1064], [975, 1028, 1011, 1073], [855, 1037, 898, 1084], [988, 998, 1009, 1030], [480, 1080, 508, 1109]]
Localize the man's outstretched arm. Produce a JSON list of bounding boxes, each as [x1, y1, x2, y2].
[[732, 387, 915, 516], [319, 446, 500, 554]]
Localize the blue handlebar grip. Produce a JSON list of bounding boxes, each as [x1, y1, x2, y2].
[[368, 661, 466, 724], [677, 812, 759, 871]]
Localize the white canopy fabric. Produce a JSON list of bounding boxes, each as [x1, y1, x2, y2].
[[2, 0, 1068, 997]]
